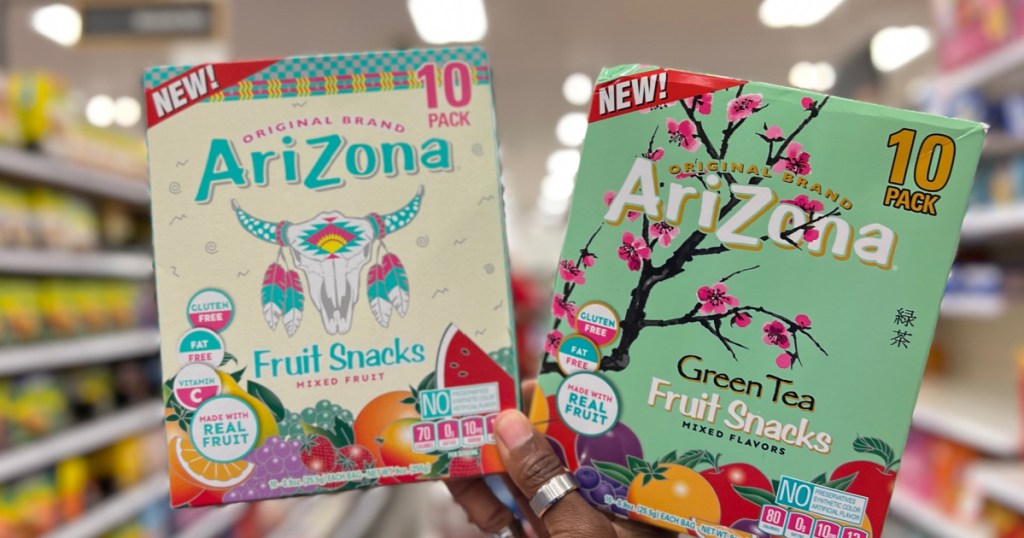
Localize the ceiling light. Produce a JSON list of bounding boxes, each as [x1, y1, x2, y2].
[[871, 26, 932, 72], [31, 4, 82, 47], [113, 97, 142, 127], [546, 149, 580, 178], [556, 112, 588, 147], [759, 0, 845, 28], [85, 95, 115, 128], [408, 0, 487, 44], [788, 62, 836, 91], [563, 73, 593, 106], [541, 174, 575, 202]]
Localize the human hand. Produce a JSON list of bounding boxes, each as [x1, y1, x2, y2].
[[446, 409, 674, 538]]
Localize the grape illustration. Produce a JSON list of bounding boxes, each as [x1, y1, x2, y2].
[[575, 466, 601, 490], [586, 482, 614, 506]]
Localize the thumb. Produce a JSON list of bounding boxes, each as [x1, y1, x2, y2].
[[494, 410, 615, 538]]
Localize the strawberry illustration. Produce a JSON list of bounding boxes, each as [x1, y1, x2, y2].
[[300, 435, 339, 473], [449, 456, 483, 478]]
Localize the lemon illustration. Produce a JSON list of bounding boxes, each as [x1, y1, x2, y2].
[[215, 370, 279, 445]]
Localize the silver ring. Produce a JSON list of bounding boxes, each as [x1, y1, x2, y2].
[[488, 519, 525, 538], [528, 473, 578, 517]]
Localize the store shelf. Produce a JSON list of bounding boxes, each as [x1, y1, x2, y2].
[[0, 146, 149, 206], [0, 328, 159, 376], [935, 39, 1024, 98], [42, 473, 168, 538], [940, 294, 1004, 318], [0, 399, 163, 482], [982, 133, 1024, 158], [912, 380, 1020, 457], [889, 490, 989, 538], [173, 504, 248, 538], [960, 205, 1024, 242], [970, 463, 1024, 515], [0, 249, 153, 279]]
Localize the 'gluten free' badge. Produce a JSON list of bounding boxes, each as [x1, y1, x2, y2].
[[187, 288, 234, 332], [177, 327, 225, 367]]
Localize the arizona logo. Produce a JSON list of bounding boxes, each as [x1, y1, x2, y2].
[[231, 186, 424, 335]]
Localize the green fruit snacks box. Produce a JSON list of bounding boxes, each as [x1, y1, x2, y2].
[[143, 47, 518, 507], [529, 65, 984, 537]]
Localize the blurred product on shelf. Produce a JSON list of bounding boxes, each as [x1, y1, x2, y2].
[[988, 499, 1024, 538], [5, 373, 70, 446], [0, 277, 153, 344], [0, 70, 148, 178], [933, 0, 1024, 71], [899, 428, 982, 521]]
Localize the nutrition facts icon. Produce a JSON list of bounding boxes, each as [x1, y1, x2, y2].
[[437, 419, 461, 451], [461, 417, 485, 447], [758, 505, 786, 535], [812, 520, 840, 538], [412, 422, 437, 453], [841, 528, 868, 538], [484, 414, 497, 444], [785, 512, 812, 538]]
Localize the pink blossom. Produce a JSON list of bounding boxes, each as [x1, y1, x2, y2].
[[697, 282, 739, 315], [782, 194, 824, 213], [603, 190, 616, 206], [649, 221, 679, 247], [643, 147, 665, 161], [618, 231, 651, 272], [581, 253, 596, 267], [627, 211, 641, 222], [731, 312, 752, 328], [795, 314, 812, 328], [765, 125, 785, 141], [726, 94, 763, 123], [666, 117, 701, 152], [762, 320, 791, 349], [776, 352, 793, 369], [544, 330, 563, 355], [551, 294, 578, 323], [683, 93, 713, 115], [772, 142, 812, 175], [803, 227, 820, 242], [801, 97, 816, 110], [559, 259, 586, 285], [676, 171, 694, 179]]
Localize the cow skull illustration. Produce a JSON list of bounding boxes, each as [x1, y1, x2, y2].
[[231, 186, 423, 335]]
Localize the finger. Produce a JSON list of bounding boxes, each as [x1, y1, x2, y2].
[[520, 379, 537, 411], [445, 477, 519, 535], [494, 410, 615, 537], [500, 475, 550, 538]]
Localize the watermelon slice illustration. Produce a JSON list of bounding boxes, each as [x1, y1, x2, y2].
[[436, 323, 518, 412]]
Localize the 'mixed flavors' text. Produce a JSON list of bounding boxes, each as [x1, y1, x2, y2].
[[604, 158, 897, 269], [646, 358, 833, 454], [252, 339, 426, 379], [195, 135, 453, 203]]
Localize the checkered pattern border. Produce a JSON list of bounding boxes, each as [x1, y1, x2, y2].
[[143, 47, 491, 102]]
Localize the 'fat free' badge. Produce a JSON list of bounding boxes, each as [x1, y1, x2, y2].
[[557, 334, 601, 375], [556, 372, 620, 436], [177, 327, 225, 367], [187, 288, 234, 332], [173, 363, 222, 410]]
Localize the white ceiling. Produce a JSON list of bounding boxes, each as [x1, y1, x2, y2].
[[4, 0, 937, 269]]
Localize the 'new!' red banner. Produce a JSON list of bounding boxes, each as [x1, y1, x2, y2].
[[588, 69, 745, 123], [145, 59, 279, 128]]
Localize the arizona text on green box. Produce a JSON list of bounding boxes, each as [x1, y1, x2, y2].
[[529, 64, 984, 537], [144, 47, 518, 507]]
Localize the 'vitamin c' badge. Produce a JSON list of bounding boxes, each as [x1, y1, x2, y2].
[[187, 288, 234, 332], [177, 327, 225, 366], [173, 363, 222, 410], [556, 372, 620, 437], [575, 302, 620, 347], [557, 334, 602, 375]]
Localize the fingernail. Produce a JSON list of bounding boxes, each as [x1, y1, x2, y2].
[[495, 410, 533, 449]]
